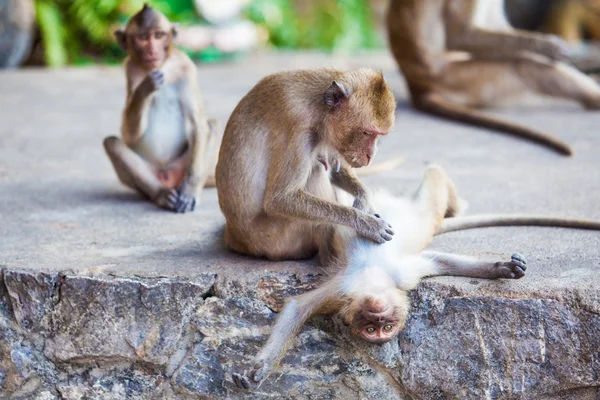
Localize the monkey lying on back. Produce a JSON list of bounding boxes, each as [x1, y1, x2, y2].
[[232, 165, 600, 389], [103, 4, 222, 213], [387, 0, 600, 156]]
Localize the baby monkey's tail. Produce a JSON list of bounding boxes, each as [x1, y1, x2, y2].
[[438, 214, 600, 234]]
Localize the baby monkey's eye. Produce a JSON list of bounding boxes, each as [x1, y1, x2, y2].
[[154, 31, 166, 39], [383, 325, 393, 332], [365, 327, 375, 333]]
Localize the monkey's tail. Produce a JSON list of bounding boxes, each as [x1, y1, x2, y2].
[[437, 214, 600, 234], [355, 155, 405, 176], [416, 93, 573, 156]]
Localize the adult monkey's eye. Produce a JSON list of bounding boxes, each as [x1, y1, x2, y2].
[[363, 131, 373, 135], [383, 325, 393, 332], [366, 327, 375, 333], [155, 31, 166, 39]]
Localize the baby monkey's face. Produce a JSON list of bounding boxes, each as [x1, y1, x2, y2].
[[343, 289, 409, 344]]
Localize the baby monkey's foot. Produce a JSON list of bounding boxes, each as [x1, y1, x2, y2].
[[492, 253, 527, 279]]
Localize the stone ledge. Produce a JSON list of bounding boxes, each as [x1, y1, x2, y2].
[[2, 266, 599, 399]]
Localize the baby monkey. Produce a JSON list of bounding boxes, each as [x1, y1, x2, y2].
[[232, 165, 600, 389], [103, 4, 221, 213]]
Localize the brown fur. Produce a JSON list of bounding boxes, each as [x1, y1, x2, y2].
[[542, 0, 600, 44], [104, 4, 222, 213], [215, 68, 397, 262], [386, 0, 600, 156]]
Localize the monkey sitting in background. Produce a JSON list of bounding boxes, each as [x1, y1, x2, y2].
[[232, 164, 600, 389], [103, 4, 222, 213]]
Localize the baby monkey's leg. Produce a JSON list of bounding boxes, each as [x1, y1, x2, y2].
[[420, 251, 527, 280]]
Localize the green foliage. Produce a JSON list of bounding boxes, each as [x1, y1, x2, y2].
[[32, 0, 199, 67], [33, 0, 382, 67], [245, 0, 383, 51]]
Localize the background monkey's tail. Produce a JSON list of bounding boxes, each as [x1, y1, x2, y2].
[[416, 93, 573, 156], [437, 214, 600, 234]]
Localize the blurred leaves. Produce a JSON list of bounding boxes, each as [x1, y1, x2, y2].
[[33, 0, 382, 67], [245, 0, 382, 51]]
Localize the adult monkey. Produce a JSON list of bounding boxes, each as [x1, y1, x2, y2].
[[232, 165, 600, 389], [386, 0, 600, 156], [103, 4, 221, 213], [216, 67, 398, 263]]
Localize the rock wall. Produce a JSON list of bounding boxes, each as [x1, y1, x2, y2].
[[1, 267, 599, 399]]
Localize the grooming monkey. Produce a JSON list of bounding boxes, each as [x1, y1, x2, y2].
[[232, 165, 600, 389], [103, 4, 221, 213], [215, 67, 398, 262], [387, 0, 600, 156]]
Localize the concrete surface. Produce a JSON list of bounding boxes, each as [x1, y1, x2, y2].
[[0, 50, 598, 295]]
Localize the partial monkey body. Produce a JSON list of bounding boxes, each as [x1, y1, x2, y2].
[[387, 0, 600, 156], [103, 4, 222, 213], [543, 0, 600, 44]]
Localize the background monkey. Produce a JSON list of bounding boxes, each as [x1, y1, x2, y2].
[[386, 0, 600, 156], [232, 165, 600, 390], [215, 67, 398, 263], [541, 0, 600, 77], [542, 0, 600, 45], [103, 4, 222, 213]]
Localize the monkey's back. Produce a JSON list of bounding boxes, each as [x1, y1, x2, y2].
[[215, 70, 342, 258], [215, 70, 337, 220]]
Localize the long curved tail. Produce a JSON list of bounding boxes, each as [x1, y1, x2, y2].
[[437, 214, 600, 234], [416, 93, 573, 156]]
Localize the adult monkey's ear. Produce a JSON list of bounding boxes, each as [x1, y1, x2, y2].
[[323, 81, 348, 108], [114, 29, 127, 51]]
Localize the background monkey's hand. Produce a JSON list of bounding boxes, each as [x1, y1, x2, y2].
[[539, 35, 570, 62], [154, 188, 178, 211], [232, 360, 270, 390], [139, 70, 164, 96], [175, 179, 197, 213], [358, 213, 394, 244]]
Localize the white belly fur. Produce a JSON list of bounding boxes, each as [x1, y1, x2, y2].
[[134, 82, 189, 166]]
